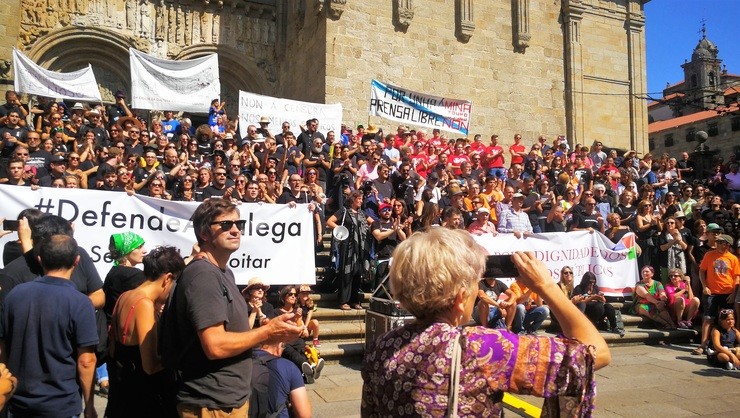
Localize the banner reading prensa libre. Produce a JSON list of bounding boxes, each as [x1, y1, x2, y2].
[[0, 185, 315, 286], [369, 79, 472, 136], [129, 48, 220, 113], [13, 49, 102, 102], [238, 91, 343, 139], [473, 231, 639, 297]]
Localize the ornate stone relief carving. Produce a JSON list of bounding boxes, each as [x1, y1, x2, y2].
[[317, 0, 346, 20], [0, 60, 12, 81], [513, 0, 530, 51], [393, 0, 414, 32], [455, 0, 475, 43], [17, 0, 280, 84]]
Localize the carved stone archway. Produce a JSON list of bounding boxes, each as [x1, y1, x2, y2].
[[178, 44, 272, 115], [25, 27, 137, 102]]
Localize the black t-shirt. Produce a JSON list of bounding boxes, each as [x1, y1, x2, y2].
[[475, 279, 508, 306], [102, 265, 146, 321], [372, 178, 395, 202], [175, 259, 251, 409], [570, 210, 600, 231], [371, 219, 401, 259]]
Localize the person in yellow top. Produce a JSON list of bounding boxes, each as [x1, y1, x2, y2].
[[508, 278, 550, 334], [695, 234, 740, 355]]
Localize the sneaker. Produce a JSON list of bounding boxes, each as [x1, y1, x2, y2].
[[302, 362, 315, 384], [705, 347, 715, 356], [611, 327, 626, 338], [725, 362, 736, 371], [313, 338, 321, 348], [313, 358, 325, 380]]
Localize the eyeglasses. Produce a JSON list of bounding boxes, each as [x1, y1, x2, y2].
[[307, 171, 317, 175], [562, 271, 573, 275], [210, 220, 247, 231], [584, 192, 593, 196], [236, 180, 246, 184], [720, 309, 734, 316], [68, 156, 79, 161], [287, 293, 297, 296], [15, 153, 29, 156], [214, 172, 227, 176], [166, 145, 176, 149], [669, 274, 682, 277], [150, 182, 163, 187], [51, 117, 61, 121], [268, 171, 277, 175]]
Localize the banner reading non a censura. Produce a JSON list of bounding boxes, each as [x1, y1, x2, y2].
[[238, 91, 343, 139], [369, 79, 473, 136], [0, 185, 315, 286]]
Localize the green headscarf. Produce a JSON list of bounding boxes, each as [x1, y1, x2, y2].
[[110, 232, 145, 266]]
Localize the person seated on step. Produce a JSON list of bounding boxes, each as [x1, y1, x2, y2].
[[706, 309, 740, 370], [664, 268, 700, 329], [297, 284, 321, 348], [472, 273, 513, 329], [241, 277, 276, 329], [277, 285, 324, 384], [508, 277, 550, 334], [571, 271, 624, 337], [631, 265, 677, 330]]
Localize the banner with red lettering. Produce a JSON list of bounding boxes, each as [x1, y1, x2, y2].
[[369, 80, 472, 135], [473, 231, 639, 296]]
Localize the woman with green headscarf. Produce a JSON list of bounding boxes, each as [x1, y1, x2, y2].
[[100, 232, 147, 395], [102, 232, 147, 320]]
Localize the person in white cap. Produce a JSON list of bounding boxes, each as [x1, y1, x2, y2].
[[467, 207, 497, 235], [497, 193, 533, 238]]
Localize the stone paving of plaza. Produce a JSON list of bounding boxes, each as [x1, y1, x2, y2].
[[94, 343, 740, 417]]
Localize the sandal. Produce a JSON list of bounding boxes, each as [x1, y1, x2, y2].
[[691, 346, 704, 355], [339, 304, 352, 311]]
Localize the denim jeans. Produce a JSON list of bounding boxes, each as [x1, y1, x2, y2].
[[513, 304, 550, 333], [473, 303, 505, 329]]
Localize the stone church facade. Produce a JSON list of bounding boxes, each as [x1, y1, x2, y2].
[[0, 0, 649, 152]]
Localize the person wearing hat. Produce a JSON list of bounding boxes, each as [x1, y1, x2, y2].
[[695, 233, 740, 355], [256, 116, 272, 138], [242, 277, 275, 329], [498, 192, 533, 238], [467, 206, 497, 235]]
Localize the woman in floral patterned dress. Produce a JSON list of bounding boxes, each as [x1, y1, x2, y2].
[[362, 228, 611, 417]]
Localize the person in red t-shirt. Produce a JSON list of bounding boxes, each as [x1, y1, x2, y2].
[[484, 134, 506, 179], [410, 141, 430, 178], [469, 134, 486, 154], [428, 129, 444, 148], [449, 141, 470, 177], [509, 134, 527, 168]]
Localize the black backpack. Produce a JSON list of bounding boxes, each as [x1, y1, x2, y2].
[[249, 354, 289, 418]]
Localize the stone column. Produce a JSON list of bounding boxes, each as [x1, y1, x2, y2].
[[626, 2, 648, 155], [455, 0, 475, 43], [513, 0, 530, 51], [562, 0, 586, 148], [0, 0, 21, 92]]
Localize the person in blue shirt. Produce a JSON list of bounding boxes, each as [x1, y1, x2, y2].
[[253, 340, 312, 418]]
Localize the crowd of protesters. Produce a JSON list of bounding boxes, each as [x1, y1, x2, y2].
[[0, 87, 739, 416]]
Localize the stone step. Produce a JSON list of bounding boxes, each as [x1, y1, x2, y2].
[[313, 310, 700, 362]]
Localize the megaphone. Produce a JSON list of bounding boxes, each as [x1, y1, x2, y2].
[[332, 225, 349, 241]]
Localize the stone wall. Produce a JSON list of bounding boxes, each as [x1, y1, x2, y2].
[[0, 0, 649, 153]]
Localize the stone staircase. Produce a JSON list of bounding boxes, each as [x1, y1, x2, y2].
[[304, 234, 699, 363]]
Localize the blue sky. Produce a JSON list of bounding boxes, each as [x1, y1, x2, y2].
[[645, 0, 740, 97]]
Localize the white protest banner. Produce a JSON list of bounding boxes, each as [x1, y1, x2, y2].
[[0, 185, 315, 286], [129, 48, 220, 113], [473, 231, 639, 296], [369, 79, 473, 136], [13, 49, 102, 102], [238, 91, 342, 139]]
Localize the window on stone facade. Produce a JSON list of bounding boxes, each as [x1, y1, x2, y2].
[[707, 122, 719, 137], [685, 127, 696, 141], [663, 134, 674, 147], [648, 137, 655, 151], [732, 117, 740, 132]]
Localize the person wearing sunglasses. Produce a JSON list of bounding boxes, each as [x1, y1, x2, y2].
[[169, 199, 302, 415], [276, 285, 325, 384]]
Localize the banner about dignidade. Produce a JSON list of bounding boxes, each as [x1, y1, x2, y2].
[[0, 185, 315, 286], [238, 91, 343, 139], [473, 231, 639, 296], [129, 48, 220, 113], [369, 79, 473, 136], [13, 49, 102, 102]]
